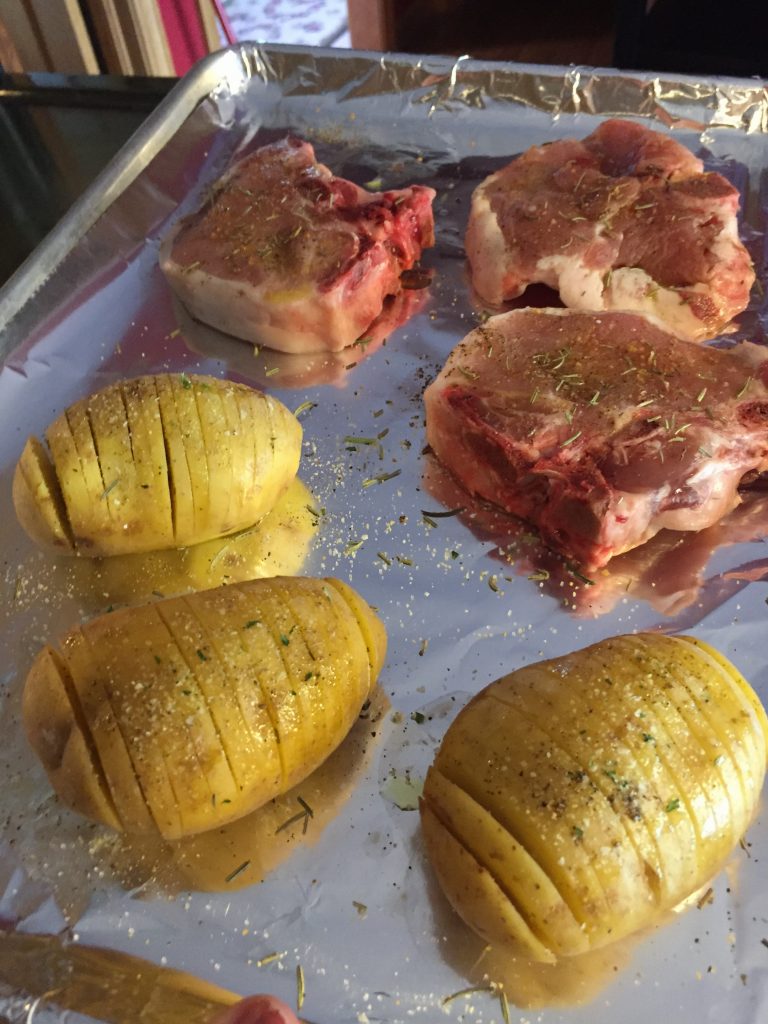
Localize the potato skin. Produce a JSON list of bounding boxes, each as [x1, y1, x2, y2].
[[23, 576, 386, 839], [420, 633, 767, 962], [13, 373, 302, 556]]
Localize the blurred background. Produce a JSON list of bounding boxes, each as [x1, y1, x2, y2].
[[1, 0, 766, 79]]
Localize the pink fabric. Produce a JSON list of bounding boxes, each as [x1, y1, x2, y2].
[[157, 0, 210, 75]]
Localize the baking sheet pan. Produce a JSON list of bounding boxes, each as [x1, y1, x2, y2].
[[1, 43, 768, 1024]]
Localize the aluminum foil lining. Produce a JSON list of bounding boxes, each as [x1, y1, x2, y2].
[[1, 44, 767, 1024]]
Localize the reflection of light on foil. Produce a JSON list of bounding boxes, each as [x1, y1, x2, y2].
[[0, 841, 66, 935]]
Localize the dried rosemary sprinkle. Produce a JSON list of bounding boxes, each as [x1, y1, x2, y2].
[[256, 951, 286, 967], [180, 372, 192, 389], [528, 569, 550, 582], [422, 514, 438, 528], [488, 574, 500, 592], [294, 400, 316, 416], [499, 989, 511, 1024], [276, 796, 314, 834], [344, 435, 378, 445], [567, 564, 594, 586], [418, 638, 429, 657], [345, 539, 365, 555], [696, 887, 714, 909], [362, 470, 401, 488], [100, 477, 120, 500], [737, 376, 753, 399], [296, 964, 305, 1010], [377, 551, 392, 565], [265, 366, 280, 377], [560, 430, 582, 448], [224, 860, 250, 883], [442, 985, 496, 1006]]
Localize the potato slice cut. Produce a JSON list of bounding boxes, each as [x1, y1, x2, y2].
[[168, 374, 210, 541], [326, 577, 388, 682], [422, 767, 587, 958], [242, 582, 333, 791], [488, 677, 688, 907], [422, 633, 767, 963], [214, 380, 249, 532], [119, 376, 174, 549], [181, 586, 283, 798], [621, 636, 757, 847], [85, 380, 134, 526], [232, 386, 302, 522], [669, 635, 767, 798], [58, 630, 158, 834], [44, 409, 110, 552], [157, 595, 260, 794], [493, 655, 709, 905], [22, 646, 120, 830], [154, 374, 196, 545], [12, 437, 74, 553], [15, 374, 302, 556], [188, 379, 232, 538], [80, 607, 203, 839], [420, 801, 556, 963], [264, 577, 374, 789], [23, 577, 385, 839], [436, 694, 655, 948], [679, 635, 768, 746]]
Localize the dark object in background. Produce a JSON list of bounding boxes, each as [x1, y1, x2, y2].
[[352, 0, 768, 79], [0, 73, 172, 287], [614, 0, 768, 78]]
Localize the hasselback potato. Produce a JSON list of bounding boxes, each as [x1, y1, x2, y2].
[[13, 373, 301, 556], [23, 576, 386, 839], [420, 634, 768, 963]]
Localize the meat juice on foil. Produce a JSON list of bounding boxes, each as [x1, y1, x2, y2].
[[0, 45, 767, 1024]]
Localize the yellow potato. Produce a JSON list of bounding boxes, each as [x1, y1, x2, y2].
[[70, 477, 319, 607], [23, 577, 386, 840], [12, 373, 302, 556], [421, 633, 767, 962]]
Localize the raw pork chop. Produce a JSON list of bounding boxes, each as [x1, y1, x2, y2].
[[466, 119, 754, 342], [424, 308, 768, 569], [161, 137, 435, 353]]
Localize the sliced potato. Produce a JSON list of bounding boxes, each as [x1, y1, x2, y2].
[[70, 477, 317, 608], [12, 437, 74, 553], [23, 576, 386, 840], [13, 374, 302, 556], [421, 633, 767, 962]]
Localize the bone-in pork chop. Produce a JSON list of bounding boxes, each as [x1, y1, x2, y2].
[[424, 308, 768, 569], [160, 137, 435, 353], [466, 120, 754, 342]]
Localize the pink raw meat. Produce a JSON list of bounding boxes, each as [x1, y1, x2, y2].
[[424, 308, 768, 569], [466, 119, 755, 342], [160, 137, 435, 353]]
